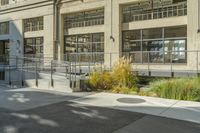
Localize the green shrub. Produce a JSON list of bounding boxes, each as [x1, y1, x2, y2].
[[149, 77, 200, 101], [88, 57, 138, 93], [89, 70, 113, 90], [112, 57, 137, 88]]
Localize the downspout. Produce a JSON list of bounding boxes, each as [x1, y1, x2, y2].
[[53, 0, 56, 59], [53, 0, 83, 60], [53, 0, 61, 60]]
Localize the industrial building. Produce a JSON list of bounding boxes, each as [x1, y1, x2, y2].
[[0, 0, 200, 77]]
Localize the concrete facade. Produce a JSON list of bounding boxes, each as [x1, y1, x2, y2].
[[0, 0, 200, 71], [0, 0, 54, 60]]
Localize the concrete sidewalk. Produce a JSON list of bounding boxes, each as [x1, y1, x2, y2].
[[0, 86, 91, 111], [71, 92, 200, 124]]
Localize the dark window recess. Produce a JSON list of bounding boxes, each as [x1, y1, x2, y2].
[[0, 72, 5, 80], [24, 37, 43, 58]]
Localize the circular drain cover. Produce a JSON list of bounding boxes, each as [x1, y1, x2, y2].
[[117, 98, 146, 104]]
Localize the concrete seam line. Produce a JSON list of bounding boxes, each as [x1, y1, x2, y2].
[[158, 100, 180, 115], [111, 116, 147, 133]]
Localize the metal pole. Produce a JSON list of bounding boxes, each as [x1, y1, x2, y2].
[[110, 53, 112, 71], [8, 65, 11, 86], [69, 61, 71, 82], [79, 53, 81, 74], [51, 60, 53, 87], [88, 54, 91, 74], [21, 60, 24, 87], [35, 62, 38, 87], [197, 51, 199, 76], [170, 51, 174, 77], [16, 56, 18, 69], [148, 52, 151, 76], [75, 54, 77, 83], [66, 65, 68, 78]]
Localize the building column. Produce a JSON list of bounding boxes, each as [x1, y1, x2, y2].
[[44, 15, 54, 59], [104, 0, 121, 68], [56, 6, 64, 61], [10, 20, 23, 66], [187, 0, 200, 70]]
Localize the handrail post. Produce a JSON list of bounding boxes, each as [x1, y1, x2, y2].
[[197, 51, 199, 76], [16, 56, 18, 69], [35, 61, 38, 87], [8, 65, 11, 86], [148, 52, 151, 76], [110, 53, 112, 71], [170, 51, 174, 77], [69, 61, 71, 83], [51, 60, 53, 87], [21, 60, 24, 87]]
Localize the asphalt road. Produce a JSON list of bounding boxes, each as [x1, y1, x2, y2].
[[0, 101, 200, 133], [0, 86, 199, 133]]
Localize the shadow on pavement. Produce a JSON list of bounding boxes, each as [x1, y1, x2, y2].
[[0, 101, 200, 133]]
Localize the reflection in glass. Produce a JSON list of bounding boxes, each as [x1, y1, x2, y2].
[[143, 28, 162, 39], [64, 33, 104, 62], [142, 41, 164, 63], [164, 40, 186, 63], [24, 37, 43, 58], [165, 26, 187, 38], [122, 26, 187, 64]]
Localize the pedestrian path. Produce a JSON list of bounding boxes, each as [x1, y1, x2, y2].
[[0, 86, 91, 111], [71, 92, 200, 124]]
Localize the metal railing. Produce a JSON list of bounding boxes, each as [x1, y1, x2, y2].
[[63, 51, 189, 64], [0, 50, 200, 88], [62, 50, 200, 76]]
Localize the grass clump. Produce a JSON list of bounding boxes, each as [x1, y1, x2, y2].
[[88, 57, 138, 93], [149, 77, 200, 101], [89, 70, 113, 91]]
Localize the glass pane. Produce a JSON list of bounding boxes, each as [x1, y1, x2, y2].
[[142, 40, 164, 63], [64, 33, 104, 62], [92, 33, 104, 52], [123, 40, 142, 63], [24, 37, 43, 57], [165, 26, 187, 38], [123, 30, 141, 41], [64, 36, 77, 53], [164, 39, 186, 63], [143, 28, 162, 39]]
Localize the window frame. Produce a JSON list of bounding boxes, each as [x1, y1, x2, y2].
[[1, 0, 9, 6], [24, 37, 44, 58], [0, 22, 9, 35], [23, 17, 44, 32], [122, 25, 187, 64]]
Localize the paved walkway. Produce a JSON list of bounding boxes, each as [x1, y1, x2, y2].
[[0, 85, 91, 111], [72, 92, 200, 124], [0, 86, 200, 133]]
